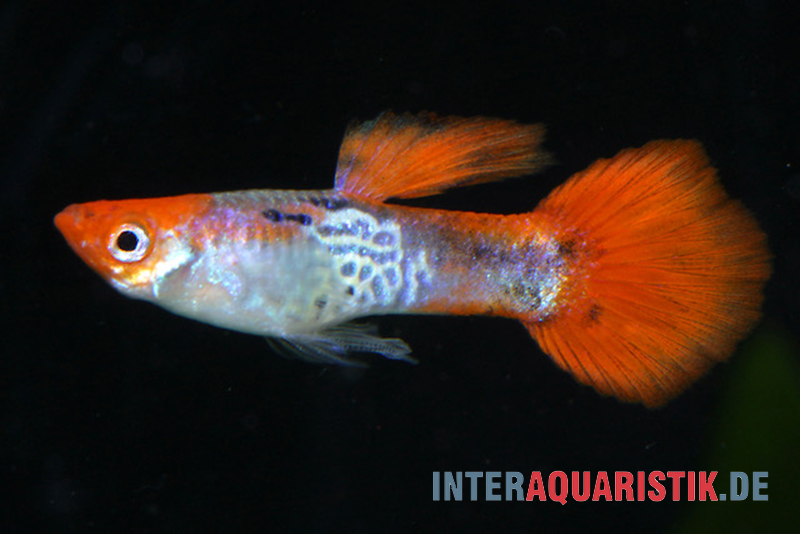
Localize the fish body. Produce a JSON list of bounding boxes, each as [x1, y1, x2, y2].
[[56, 188, 564, 347], [55, 112, 771, 406]]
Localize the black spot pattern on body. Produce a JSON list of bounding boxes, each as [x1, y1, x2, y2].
[[285, 213, 312, 226], [263, 209, 312, 226], [262, 209, 283, 222], [308, 196, 349, 210], [340, 262, 356, 277]]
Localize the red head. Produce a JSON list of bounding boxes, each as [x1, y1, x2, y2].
[[54, 194, 213, 297]]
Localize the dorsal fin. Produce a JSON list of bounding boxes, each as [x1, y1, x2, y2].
[[334, 111, 550, 201]]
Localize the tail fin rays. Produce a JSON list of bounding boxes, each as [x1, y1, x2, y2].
[[526, 141, 770, 407]]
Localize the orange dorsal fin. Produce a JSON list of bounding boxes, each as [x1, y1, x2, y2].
[[526, 140, 771, 407], [334, 111, 549, 201]]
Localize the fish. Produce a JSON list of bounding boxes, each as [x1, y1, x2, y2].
[[54, 111, 771, 407]]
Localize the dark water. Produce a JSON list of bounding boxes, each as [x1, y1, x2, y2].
[[2, 1, 798, 531]]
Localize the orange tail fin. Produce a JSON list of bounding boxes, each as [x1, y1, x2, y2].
[[526, 140, 771, 407]]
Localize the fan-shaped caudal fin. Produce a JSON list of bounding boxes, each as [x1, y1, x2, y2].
[[334, 111, 550, 202], [526, 140, 771, 407]]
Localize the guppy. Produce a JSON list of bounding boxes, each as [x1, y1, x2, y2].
[[55, 112, 771, 407]]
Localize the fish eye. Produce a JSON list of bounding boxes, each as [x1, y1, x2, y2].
[[109, 223, 150, 262]]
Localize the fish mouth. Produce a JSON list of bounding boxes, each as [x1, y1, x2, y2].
[[54, 203, 108, 276], [54, 204, 87, 250]]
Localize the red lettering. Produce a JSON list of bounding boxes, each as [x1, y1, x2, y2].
[[592, 471, 612, 501], [666, 471, 686, 500], [637, 471, 645, 501], [571, 471, 591, 502], [688, 471, 696, 501], [648, 471, 666, 501], [526, 472, 546, 502], [698, 471, 718, 501], [615, 472, 634, 501], [549, 471, 568, 505]]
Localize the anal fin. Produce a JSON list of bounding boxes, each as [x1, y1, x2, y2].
[[267, 322, 416, 366]]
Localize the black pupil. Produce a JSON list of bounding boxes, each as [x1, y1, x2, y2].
[[116, 230, 139, 252]]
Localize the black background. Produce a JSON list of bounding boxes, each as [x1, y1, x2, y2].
[[2, 1, 798, 532]]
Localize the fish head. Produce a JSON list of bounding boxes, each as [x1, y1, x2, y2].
[[54, 194, 212, 299]]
